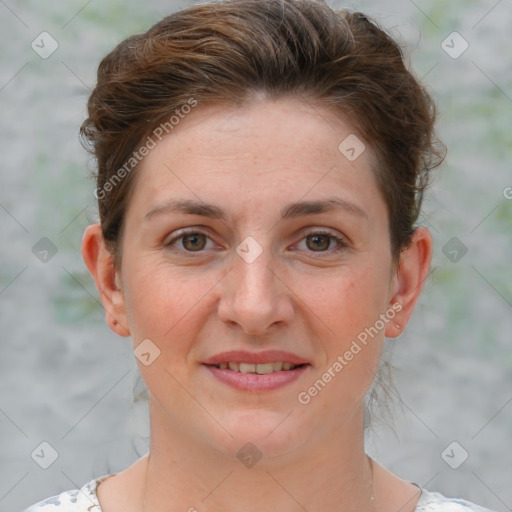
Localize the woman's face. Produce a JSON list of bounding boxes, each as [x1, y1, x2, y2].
[[114, 97, 402, 457]]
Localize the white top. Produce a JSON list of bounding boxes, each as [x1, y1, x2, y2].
[[22, 474, 498, 512]]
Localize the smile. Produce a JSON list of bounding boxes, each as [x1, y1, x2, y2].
[[203, 350, 310, 391], [211, 362, 302, 373]]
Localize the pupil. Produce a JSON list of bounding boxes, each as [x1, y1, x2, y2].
[[307, 234, 329, 251], [183, 233, 205, 251]]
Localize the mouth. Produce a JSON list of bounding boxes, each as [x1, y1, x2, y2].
[[202, 350, 310, 391], [207, 361, 305, 373]]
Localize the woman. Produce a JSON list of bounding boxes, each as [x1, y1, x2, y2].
[[24, 0, 497, 511]]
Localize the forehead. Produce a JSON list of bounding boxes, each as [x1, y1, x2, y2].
[[129, 97, 384, 220]]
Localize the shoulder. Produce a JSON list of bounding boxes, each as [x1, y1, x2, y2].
[[415, 489, 498, 512], [22, 475, 113, 512]]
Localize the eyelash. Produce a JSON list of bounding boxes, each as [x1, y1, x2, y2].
[[165, 228, 348, 256]]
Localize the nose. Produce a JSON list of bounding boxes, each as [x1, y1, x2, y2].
[[217, 249, 295, 336]]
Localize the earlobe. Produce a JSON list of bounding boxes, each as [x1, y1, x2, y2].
[[81, 224, 131, 337], [385, 227, 433, 338]]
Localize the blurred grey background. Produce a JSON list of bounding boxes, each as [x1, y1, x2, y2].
[[0, 0, 510, 511]]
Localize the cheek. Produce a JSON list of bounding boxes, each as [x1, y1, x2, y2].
[[123, 264, 223, 396], [301, 265, 390, 399], [123, 260, 220, 348], [307, 264, 390, 341]]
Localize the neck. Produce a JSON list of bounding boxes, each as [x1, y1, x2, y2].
[[141, 402, 377, 512]]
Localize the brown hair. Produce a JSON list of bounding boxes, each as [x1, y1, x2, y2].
[[81, 0, 445, 265]]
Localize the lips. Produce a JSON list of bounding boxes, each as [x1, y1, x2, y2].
[[203, 350, 310, 366], [215, 361, 300, 373], [203, 350, 310, 391]]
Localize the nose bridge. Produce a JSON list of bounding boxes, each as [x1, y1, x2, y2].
[[218, 245, 293, 334], [236, 250, 274, 301]]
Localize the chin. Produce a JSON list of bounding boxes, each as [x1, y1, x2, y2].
[[200, 407, 315, 463]]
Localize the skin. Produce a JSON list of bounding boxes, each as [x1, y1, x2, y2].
[[82, 97, 432, 512]]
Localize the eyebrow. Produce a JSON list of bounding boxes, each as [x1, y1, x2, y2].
[[144, 197, 368, 221]]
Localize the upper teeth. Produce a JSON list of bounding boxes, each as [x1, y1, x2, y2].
[[216, 362, 297, 373]]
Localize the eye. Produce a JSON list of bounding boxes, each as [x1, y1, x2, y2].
[[296, 230, 347, 253], [165, 230, 215, 252], [165, 228, 347, 255]]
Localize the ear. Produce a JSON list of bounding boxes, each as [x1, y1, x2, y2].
[[385, 227, 432, 338], [81, 224, 130, 337]]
